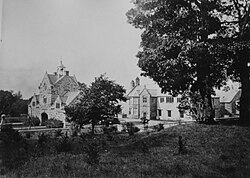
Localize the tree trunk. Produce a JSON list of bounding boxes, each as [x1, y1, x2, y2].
[[239, 55, 250, 125], [206, 93, 216, 124], [240, 75, 250, 125]]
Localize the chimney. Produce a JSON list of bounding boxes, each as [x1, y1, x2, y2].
[[135, 77, 140, 86], [65, 71, 69, 76]]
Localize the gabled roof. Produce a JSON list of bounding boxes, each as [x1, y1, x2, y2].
[[64, 91, 80, 105], [127, 84, 172, 98], [47, 74, 58, 84], [53, 74, 78, 85], [215, 89, 241, 103]]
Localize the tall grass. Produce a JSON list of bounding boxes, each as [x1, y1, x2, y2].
[[5, 123, 250, 177]]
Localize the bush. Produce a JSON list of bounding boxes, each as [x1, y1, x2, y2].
[[126, 122, 140, 136], [54, 129, 63, 138], [45, 119, 63, 128], [23, 116, 40, 127], [55, 135, 71, 153], [85, 141, 100, 165], [158, 123, 164, 131], [103, 125, 118, 134], [0, 125, 28, 170]]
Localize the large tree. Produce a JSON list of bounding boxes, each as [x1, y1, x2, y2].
[[127, 0, 228, 122], [127, 0, 250, 123], [65, 75, 127, 134], [0, 90, 28, 116], [217, 0, 250, 123]]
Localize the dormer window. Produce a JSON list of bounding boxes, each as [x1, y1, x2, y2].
[[43, 98, 47, 103], [143, 96, 147, 103], [32, 102, 35, 107]]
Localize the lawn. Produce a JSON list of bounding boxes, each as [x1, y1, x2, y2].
[[5, 123, 250, 178]]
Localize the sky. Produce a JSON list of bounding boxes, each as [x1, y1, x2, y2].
[[0, 0, 154, 99]]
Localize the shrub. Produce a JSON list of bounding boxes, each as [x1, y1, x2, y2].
[[126, 122, 140, 136], [103, 125, 117, 134], [54, 129, 63, 138], [55, 135, 71, 153], [45, 119, 63, 128], [23, 116, 40, 127], [85, 141, 100, 165], [158, 123, 164, 131], [0, 125, 28, 170]]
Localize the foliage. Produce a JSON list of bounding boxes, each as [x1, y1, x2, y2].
[[5, 124, 250, 178], [0, 125, 28, 170], [85, 141, 101, 165], [55, 135, 71, 153], [65, 74, 127, 134], [178, 90, 212, 122], [126, 122, 140, 136], [54, 129, 63, 138], [23, 116, 40, 127], [0, 90, 28, 116], [103, 125, 118, 134], [45, 118, 63, 128], [127, 0, 250, 122]]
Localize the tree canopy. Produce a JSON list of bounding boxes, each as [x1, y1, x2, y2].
[[0, 90, 28, 116], [65, 75, 127, 134], [127, 0, 250, 122]]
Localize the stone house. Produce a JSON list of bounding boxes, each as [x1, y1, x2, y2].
[[122, 78, 189, 120], [213, 86, 241, 118], [28, 62, 81, 126]]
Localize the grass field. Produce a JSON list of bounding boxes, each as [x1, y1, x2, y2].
[[5, 123, 250, 178]]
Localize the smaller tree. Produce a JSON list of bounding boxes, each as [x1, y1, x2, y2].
[[178, 90, 212, 122], [65, 75, 127, 134]]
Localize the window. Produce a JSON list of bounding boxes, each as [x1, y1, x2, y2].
[[177, 98, 182, 103], [160, 97, 164, 103], [43, 98, 47, 103], [44, 83, 47, 90], [133, 98, 138, 104], [36, 100, 39, 105], [56, 103, 60, 108], [166, 96, 174, 103], [133, 108, 138, 115], [129, 108, 132, 115], [180, 111, 184, 118], [32, 102, 35, 107], [158, 109, 162, 116], [143, 96, 147, 103], [167, 110, 172, 117]]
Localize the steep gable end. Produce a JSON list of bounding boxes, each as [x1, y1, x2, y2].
[[39, 72, 52, 92]]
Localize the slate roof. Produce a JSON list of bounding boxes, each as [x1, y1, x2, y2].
[[65, 91, 81, 105], [47, 73, 78, 86], [215, 89, 240, 103], [47, 74, 58, 84], [127, 84, 172, 97]]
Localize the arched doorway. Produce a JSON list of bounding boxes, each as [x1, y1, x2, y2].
[[41, 112, 48, 125]]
